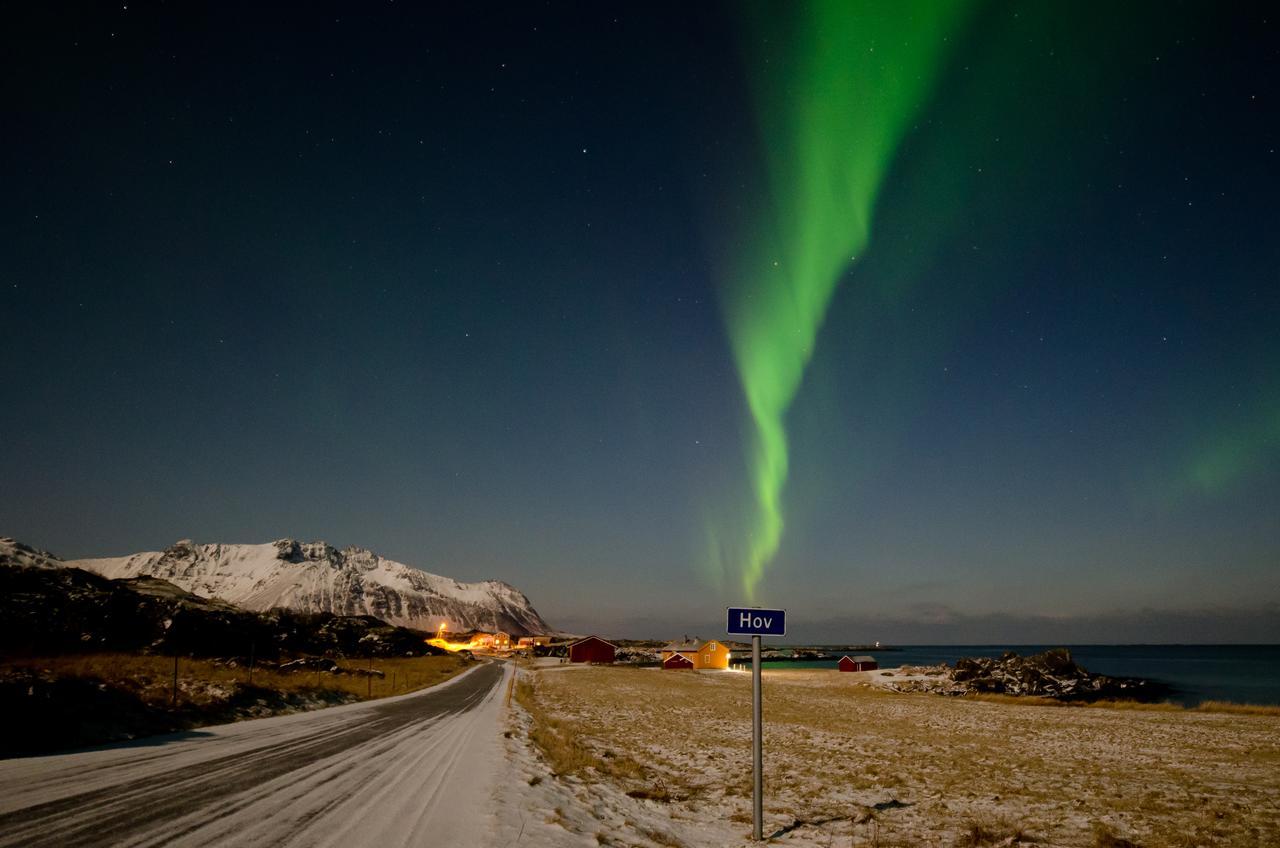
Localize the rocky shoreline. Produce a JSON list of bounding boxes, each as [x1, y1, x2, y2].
[[872, 648, 1173, 702]]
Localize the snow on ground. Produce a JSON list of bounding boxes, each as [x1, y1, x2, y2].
[[493, 665, 748, 848], [503, 664, 1280, 847], [6, 657, 1275, 847], [862, 664, 959, 691], [0, 662, 512, 848]]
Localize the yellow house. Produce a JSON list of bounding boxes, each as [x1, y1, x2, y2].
[[660, 640, 731, 670], [696, 639, 731, 670]]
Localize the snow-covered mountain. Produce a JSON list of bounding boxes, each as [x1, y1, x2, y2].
[[60, 538, 550, 636], [0, 537, 63, 570]]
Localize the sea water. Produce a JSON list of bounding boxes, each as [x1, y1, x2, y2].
[[763, 644, 1280, 706]]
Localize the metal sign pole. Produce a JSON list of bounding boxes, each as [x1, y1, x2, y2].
[[727, 605, 784, 842], [752, 633, 762, 841]]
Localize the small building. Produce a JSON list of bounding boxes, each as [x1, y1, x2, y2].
[[660, 641, 699, 668], [696, 640, 731, 670], [661, 640, 731, 670], [568, 636, 617, 664], [838, 655, 878, 672], [494, 631, 512, 651], [516, 635, 552, 648], [471, 633, 496, 649], [662, 652, 695, 669]]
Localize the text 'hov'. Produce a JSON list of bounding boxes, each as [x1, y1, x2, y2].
[[726, 606, 787, 637]]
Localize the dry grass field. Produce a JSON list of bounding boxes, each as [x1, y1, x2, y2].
[[1, 651, 478, 754], [516, 666, 1280, 847], [3, 651, 472, 707]]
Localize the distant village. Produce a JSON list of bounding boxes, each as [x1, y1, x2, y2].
[[427, 626, 880, 672]]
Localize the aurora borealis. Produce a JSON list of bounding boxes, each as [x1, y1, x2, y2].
[[2, 2, 1278, 642], [716, 0, 968, 600]]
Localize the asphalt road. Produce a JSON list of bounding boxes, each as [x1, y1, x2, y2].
[[0, 661, 508, 848]]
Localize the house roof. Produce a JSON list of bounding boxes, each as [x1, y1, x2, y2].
[[568, 635, 618, 649], [662, 642, 701, 652], [852, 656, 876, 663]]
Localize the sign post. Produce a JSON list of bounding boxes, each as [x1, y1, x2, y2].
[[727, 606, 786, 841], [752, 633, 762, 839]]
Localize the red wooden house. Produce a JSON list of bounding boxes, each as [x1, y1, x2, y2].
[[568, 636, 617, 664], [662, 652, 695, 669], [838, 655, 878, 672]]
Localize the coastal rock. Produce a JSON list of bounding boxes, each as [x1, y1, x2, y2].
[[877, 651, 1169, 702]]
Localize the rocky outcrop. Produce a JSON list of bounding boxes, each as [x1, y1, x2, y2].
[[877, 650, 1170, 702], [951, 649, 1166, 700]]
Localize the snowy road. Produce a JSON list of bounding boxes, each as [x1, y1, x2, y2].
[[0, 661, 509, 848]]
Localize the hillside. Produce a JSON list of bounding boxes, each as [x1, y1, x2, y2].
[[64, 537, 549, 636], [0, 536, 484, 753], [0, 542, 444, 658]]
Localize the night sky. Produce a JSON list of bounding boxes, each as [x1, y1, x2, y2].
[[4, 2, 1278, 642]]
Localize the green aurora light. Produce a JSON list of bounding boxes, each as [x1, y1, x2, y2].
[[1176, 387, 1280, 499], [718, 0, 968, 600]]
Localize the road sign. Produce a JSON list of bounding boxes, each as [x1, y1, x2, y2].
[[726, 606, 787, 840], [726, 606, 786, 636]]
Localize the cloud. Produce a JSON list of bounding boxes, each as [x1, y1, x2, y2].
[[797, 603, 1280, 644], [555, 602, 1280, 644]]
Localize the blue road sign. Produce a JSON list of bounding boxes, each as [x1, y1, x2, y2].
[[727, 607, 786, 637]]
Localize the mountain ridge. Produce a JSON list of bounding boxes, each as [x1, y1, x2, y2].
[[4, 536, 550, 637]]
